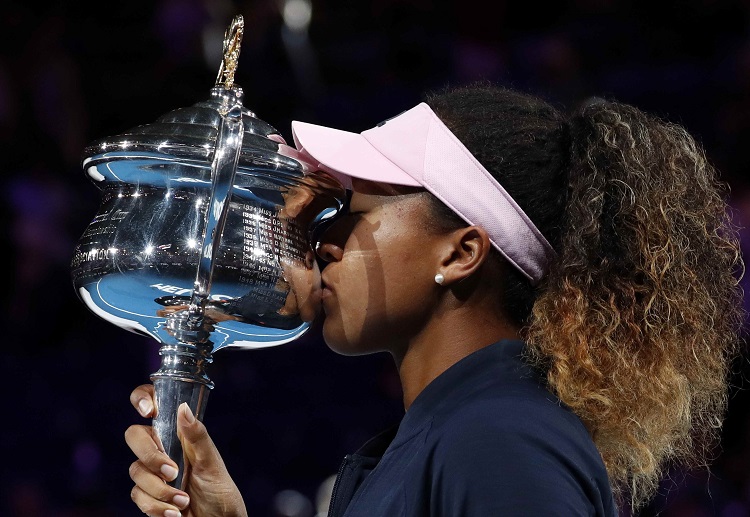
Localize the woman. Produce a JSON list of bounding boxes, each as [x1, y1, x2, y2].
[[125, 84, 745, 516]]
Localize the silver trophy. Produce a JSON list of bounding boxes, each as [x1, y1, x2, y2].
[[71, 15, 345, 490]]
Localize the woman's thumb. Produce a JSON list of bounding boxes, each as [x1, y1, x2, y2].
[[177, 402, 221, 468]]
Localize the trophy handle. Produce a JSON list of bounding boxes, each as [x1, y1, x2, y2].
[[187, 88, 245, 327], [150, 81, 246, 489]]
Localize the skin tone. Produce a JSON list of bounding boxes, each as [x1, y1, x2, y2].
[[125, 178, 520, 517], [317, 179, 520, 407]]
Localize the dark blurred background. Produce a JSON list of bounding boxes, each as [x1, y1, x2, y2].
[[2, 0, 750, 515]]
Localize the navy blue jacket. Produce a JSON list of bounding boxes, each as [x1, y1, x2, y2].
[[328, 340, 617, 516]]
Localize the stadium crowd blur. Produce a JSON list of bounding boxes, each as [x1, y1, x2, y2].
[[2, 0, 750, 515]]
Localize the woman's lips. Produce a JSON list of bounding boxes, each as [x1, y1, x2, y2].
[[320, 274, 334, 300]]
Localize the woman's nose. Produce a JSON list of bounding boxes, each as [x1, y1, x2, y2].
[[314, 210, 353, 263], [316, 241, 344, 263]]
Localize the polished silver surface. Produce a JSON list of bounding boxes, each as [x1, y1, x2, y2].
[[71, 14, 345, 489], [150, 341, 213, 491], [71, 85, 344, 350]]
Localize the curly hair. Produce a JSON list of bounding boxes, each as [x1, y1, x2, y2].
[[426, 83, 745, 509]]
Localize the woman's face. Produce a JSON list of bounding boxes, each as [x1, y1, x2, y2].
[[316, 179, 443, 358]]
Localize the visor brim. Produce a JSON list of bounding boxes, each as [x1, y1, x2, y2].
[[291, 121, 421, 189]]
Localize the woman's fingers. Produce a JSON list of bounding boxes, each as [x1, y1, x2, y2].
[[130, 384, 156, 418], [127, 403, 247, 517], [130, 483, 189, 517], [127, 424, 191, 516], [124, 424, 178, 480]]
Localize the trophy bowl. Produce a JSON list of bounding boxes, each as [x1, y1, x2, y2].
[[71, 86, 345, 350], [70, 15, 346, 489]]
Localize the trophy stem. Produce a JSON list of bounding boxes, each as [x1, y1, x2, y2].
[[151, 41, 244, 492], [150, 342, 214, 490]]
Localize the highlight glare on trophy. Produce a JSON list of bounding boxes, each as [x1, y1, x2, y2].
[[70, 15, 346, 489]]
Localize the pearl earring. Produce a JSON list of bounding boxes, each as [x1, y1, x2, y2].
[[434, 273, 445, 285]]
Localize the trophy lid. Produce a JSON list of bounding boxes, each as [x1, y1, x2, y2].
[[81, 15, 336, 193]]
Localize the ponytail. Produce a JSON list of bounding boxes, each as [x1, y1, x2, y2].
[[525, 100, 745, 508], [426, 83, 744, 510]]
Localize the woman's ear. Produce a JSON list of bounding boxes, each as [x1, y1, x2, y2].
[[436, 226, 492, 285]]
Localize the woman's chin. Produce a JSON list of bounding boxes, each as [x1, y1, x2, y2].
[[322, 335, 358, 356], [321, 323, 369, 356]]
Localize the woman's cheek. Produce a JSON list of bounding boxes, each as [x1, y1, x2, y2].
[[322, 294, 375, 355]]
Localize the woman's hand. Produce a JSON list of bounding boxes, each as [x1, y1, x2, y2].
[[125, 384, 248, 517]]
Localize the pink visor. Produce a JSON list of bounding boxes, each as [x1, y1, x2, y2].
[[291, 102, 556, 284]]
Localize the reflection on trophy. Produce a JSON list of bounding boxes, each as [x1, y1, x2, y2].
[[70, 15, 346, 490]]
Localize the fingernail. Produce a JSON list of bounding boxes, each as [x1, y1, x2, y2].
[[160, 464, 178, 481], [138, 398, 153, 417], [173, 494, 190, 508], [181, 403, 196, 424], [164, 510, 181, 517]]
